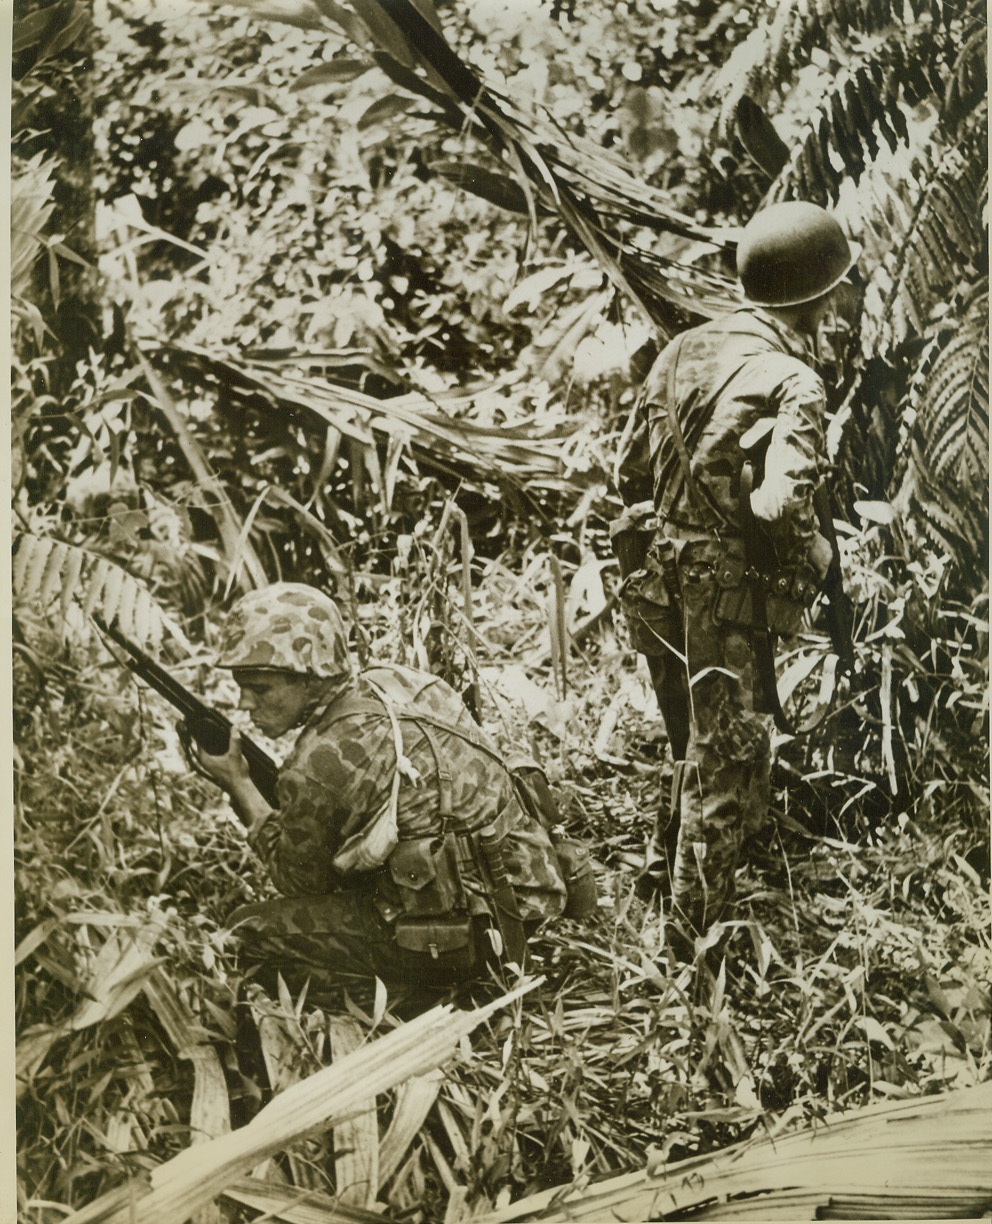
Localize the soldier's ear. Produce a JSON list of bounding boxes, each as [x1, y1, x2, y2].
[[303, 672, 330, 698]]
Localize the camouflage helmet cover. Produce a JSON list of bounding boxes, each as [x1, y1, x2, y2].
[[217, 583, 351, 678]]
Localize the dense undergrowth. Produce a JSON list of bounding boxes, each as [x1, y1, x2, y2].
[[15, 543, 990, 1218], [12, 0, 990, 1217]]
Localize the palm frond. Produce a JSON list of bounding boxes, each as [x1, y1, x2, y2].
[[942, 18, 988, 135], [12, 531, 188, 651], [220, 0, 737, 334], [482, 1080, 992, 1222], [766, 53, 915, 206], [167, 345, 596, 512], [711, 0, 948, 139]]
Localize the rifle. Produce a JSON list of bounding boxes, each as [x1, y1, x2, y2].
[[813, 484, 856, 673], [93, 615, 280, 811]]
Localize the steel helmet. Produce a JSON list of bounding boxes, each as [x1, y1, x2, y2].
[[216, 583, 351, 678], [737, 202, 862, 307]]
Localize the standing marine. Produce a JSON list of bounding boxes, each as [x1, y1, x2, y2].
[[193, 583, 584, 1005], [612, 201, 860, 953]]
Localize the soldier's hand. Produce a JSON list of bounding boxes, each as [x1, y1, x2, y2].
[[809, 530, 833, 580], [191, 727, 252, 793]]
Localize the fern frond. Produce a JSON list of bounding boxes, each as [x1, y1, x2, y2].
[[858, 110, 987, 356], [893, 279, 989, 573], [899, 437, 988, 570], [766, 24, 955, 208], [12, 532, 188, 652], [711, 0, 943, 140], [925, 315, 989, 493], [942, 20, 988, 137]]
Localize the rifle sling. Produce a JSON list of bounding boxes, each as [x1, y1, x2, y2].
[[739, 463, 796, 736]]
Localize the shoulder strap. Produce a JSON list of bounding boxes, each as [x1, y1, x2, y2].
[[660, 336, 764, 527], [321, 673, 529, 798], [662, 335, 704, 512], [320, 680, 502, 762]]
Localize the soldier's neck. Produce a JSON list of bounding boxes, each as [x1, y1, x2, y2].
[[298, 672, 355, 727]]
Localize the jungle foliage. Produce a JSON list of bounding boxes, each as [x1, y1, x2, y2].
[[11, 0, 990, 1219]]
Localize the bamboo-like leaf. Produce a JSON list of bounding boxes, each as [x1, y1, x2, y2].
[[430, 160, 529, 214], [356, 93, 415, 130], [311, 0, 369, 45], [10, 153, 57, 299], [221, 1179, 386, 1223], [17, 917, 167, 1100], [143, 969, 231, 1143], [377, 1071, 443, 1188], [59, 981, 540, 1224], [134, 346, 269, 593], [221, 0, 325, 30], [13, 0, 84, 76], [290, 58, 369, 90], [328, 1016, 379, 1207]]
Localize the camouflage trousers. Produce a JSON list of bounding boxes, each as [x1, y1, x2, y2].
[[623, 545, 775, 939], [228, 891, 485, 1007], [648, 626, 772, 938]]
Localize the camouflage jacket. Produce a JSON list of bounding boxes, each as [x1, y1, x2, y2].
[[615, 307, 828, 565], [249, 663, 567, 922]]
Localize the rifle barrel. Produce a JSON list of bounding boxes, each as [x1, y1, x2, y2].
[[94, 615, 280, 809]]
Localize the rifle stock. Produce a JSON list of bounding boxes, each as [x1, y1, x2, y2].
[[93, 615, 280, 811], [813, 485, 855, 672]]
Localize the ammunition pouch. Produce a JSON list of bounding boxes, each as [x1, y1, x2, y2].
[[388, 835, 464, 917], [393, 914, 477, 970], [554, 839, 598, 920], [506, 755, 598, 920], [619, 561, 682, 656], [679, 540, 818, 636], [386, 836, 478, 969]]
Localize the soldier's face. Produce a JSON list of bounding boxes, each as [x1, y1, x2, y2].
[[234, 669, 311, 738]]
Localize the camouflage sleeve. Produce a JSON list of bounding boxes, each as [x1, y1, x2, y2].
[[749, 359, 827, 564], [249, 719, 394, 895]]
